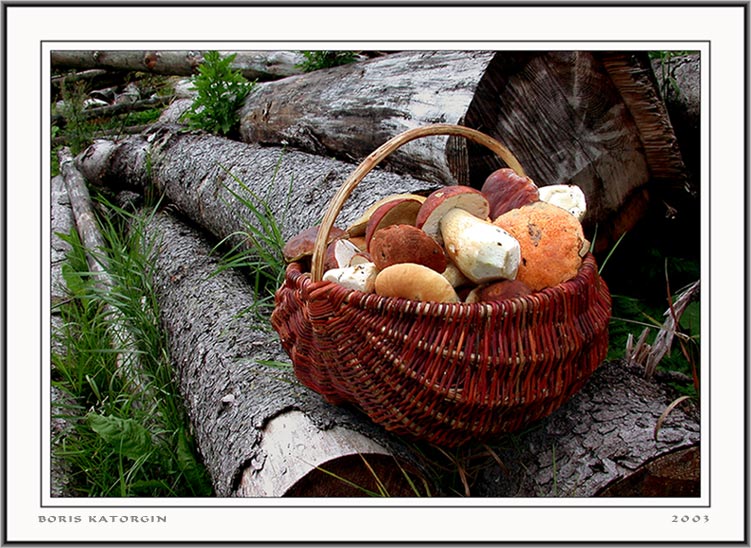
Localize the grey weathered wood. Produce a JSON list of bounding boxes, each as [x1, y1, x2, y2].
[[58, 147, 150, 396], [238, 50, 688, 250], [51, 50, 307, 81], [239, 50, 498, 185], [76, 128, 438, 254], [50, 174, 76, 497], [142, 210, 430, 497], [51, 95, 171, 126], [476, 359, 700, 497]]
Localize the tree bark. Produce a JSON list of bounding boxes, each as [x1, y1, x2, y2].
[[50, 174, 75, 497], [475, 359, 700, 497], [141, 210, 430, 497], [51, 50, 307, 81], [238, 50, 688, 251], [75, 128, 438, 253]]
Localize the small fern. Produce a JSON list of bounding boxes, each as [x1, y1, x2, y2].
[[181, 51, 256, 136]]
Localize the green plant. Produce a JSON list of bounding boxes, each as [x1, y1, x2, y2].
[[51, 200, 213, 497], [56, 78, 95, 155], [297, 51, 359, 72], [211, 156, 292, 325], [181, 51, 256, 136]]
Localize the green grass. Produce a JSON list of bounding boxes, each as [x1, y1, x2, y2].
[[210, 156, 293, 326], [51, 199, 213, 497], [297, 51, 359, 72]]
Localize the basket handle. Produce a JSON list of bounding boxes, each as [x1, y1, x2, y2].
[[311, 123, 526, 282]]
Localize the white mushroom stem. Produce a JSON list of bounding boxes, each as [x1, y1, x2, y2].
[[538, 184, 587, 221], [322, 262, 379, 293], [439, 208, 521, 284]]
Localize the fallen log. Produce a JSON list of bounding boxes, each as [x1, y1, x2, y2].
[[51, 95, 171, 126], [238, 50, 688, 251], [141, 210, 431, 497], [475, 359, 700, 497], [75, 128, 438, 253], [51, 50, 307, 81], [50, 174, 76, 497], [58, 147, 150, 396]]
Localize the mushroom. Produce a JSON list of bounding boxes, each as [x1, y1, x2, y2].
[[493, 201, 589, 291], [538, 184, 587, 221], [324, 238, 362, 271], [439, 208, 521, 284], [346, 193, 427, 237], [415, 186, 490, 246], [440, 261, 471, 288], [364, 197, 423, 249], [283, 225, 347, 264], [368, 224, 448, 272], [322, 262, 379, 293], [349, 251, 373, 266], [465, 278, 532, 303], [480, 168, 540, 219], [374, 263, 460, 303]]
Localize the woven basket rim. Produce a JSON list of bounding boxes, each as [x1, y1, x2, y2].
[[286, 253, 601, 316]]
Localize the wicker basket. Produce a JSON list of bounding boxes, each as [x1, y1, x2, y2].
[[271, 124, 612, 447]]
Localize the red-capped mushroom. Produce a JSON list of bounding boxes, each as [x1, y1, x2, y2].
[[481, 167, 540, 219]]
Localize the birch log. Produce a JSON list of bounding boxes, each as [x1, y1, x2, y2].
[[76, 128, 438, 253], [51, 50, 307, 81], [50, 174, 75, 497], [238, 50, 688, 250], [142, 210, 430, 497]]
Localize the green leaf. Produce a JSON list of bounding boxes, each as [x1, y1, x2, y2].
[[176, 428, 212, 496], [88, 413, 153, 461]]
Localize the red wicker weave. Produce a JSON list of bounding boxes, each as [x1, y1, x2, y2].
[[271, 124, 611, 447]]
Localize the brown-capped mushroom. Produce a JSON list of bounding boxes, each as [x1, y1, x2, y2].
[[465, 279, 532, 303], [346, 193, 427, 237], [283, 225, 347, 263], [480, 168, 540, 219], [368, 224, 448, 272], [493, 201, 589, 291], [364, 197, 423, 249], [415, 186, 490, 245], [375, 263, 460, 303]]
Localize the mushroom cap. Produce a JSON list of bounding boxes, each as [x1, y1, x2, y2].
[[364, 197, 423, 249], [492, 201, 588, 291], [465, 278, 532, 303], [369, 224, 448, 272], [346, 193, 427, 237], [374, 263, 460, 303], [415, 186, 490, 245], [538, 184, 587, 221], [283, 225, 347, 263], [481, 168, 540, 219]]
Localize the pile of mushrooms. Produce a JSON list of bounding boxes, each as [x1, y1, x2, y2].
[[283, 168, 590, 304]]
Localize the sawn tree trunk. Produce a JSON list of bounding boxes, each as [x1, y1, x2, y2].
[[237, 50, 688, 251]]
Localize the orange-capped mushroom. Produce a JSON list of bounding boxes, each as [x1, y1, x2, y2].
[[492, 201, 589, 291]]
